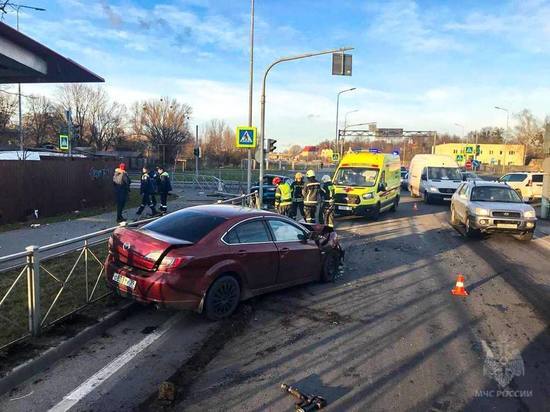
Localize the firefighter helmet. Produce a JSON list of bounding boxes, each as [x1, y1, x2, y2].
[[294, 172, 303, 181], [321, 175, 331, 183], [272, 177, 282, 185], [306, 169, 315, 178]]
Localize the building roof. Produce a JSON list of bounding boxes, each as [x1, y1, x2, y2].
[[0, 22, 104, 84]]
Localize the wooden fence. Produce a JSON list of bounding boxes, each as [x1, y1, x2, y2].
[[0, 159, 119, 224]]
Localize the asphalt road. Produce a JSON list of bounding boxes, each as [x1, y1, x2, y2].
[[1, 192, 549, 411]]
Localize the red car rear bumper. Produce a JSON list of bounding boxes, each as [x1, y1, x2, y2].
[[105, 256, 204, 311]]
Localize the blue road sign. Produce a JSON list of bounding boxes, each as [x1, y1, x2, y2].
[[236, 126, 257, 148]]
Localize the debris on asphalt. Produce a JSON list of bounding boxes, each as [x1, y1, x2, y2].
[[281, 383, 327, 411], [158, 381, 176, 404]]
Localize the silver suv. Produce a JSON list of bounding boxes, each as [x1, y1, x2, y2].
[[450, 181, 537, 241]]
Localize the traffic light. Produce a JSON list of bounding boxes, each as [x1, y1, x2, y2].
[[193, 147, 201, 158], [72, 124, 81, 142], [267, 139, 277, 153]]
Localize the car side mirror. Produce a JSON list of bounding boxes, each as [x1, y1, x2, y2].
[[378, 182, 387, 192], [421, 174, 427, 181], [298, 233, 308, 243], [462, 175, 467, 181]]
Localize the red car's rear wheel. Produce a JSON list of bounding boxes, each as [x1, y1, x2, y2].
[[204, 275, 241, 320]]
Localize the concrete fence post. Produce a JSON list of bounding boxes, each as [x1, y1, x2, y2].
[[25, 245, 41, 337]]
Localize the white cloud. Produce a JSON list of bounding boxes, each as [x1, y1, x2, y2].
[[366, 0, 464, 53]]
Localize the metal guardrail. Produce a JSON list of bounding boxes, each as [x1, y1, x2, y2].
[[0, 194, 259, 351]]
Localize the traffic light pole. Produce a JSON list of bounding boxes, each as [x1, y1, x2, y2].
[[258, 46, 353, 206], [195, 125, 199, 178]]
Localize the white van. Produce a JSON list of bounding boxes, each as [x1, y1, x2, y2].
[[408, 154, 462, 203]]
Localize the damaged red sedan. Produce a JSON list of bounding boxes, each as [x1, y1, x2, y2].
[[105, 205, 344, 320]]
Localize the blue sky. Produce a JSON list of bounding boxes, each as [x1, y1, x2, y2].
[[4, 0, 550, 148]]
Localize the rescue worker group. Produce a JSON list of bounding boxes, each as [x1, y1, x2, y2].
[[113, 163, 334, 226], [274, 170, 335, 227], [112, 163, 172, 223]]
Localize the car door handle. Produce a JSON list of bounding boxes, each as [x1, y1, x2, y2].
[[238, 250, 248, 256], [280, 247, 290, 255]]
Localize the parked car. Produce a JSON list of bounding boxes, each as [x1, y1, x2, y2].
[[408, 154, 462, 203], [105, 205, 344, 319], [498, 172, 544, 202], [450, 181, 537, 240], [250, 174, 288, 207], [400, 170, 409, 190]]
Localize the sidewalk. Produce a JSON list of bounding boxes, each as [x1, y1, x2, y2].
[[0, 187, 212, 258]]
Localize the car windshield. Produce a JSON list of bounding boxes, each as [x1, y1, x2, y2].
[[471, 186, 522, 203], [428, 167, 461, 180], [334, 167, 379, 187], [143, 210, 227, 242], [500, 174, 527, 182]]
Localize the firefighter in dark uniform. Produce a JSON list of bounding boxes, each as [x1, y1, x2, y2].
[[302, 170, 321, 223], [157, 166, 172, 214], [273, 177, 292, 216], [290, 172, 305, 220], [320, 175, 336, 228], [148, 167, 159, 210], [135, 166, 158, 219]]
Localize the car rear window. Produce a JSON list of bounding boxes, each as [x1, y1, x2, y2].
[[532, 174, 543, 183], [143, 210, 227, 242]]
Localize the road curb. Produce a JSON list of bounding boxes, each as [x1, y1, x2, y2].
[[0, 302, 136, 397]]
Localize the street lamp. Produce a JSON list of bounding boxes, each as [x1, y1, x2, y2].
[[495, 105, 512, 167], [335, 87, 356, 153], [344, 109, 358, 130], [259, 46, 354, 206], [246, 0, 255, 194], [494, 106, 510, 141], [454, 123, 465, 140], [7, 2, 46, 153]]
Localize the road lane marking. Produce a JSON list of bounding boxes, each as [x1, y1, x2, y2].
[[48, 313, 184, 412]]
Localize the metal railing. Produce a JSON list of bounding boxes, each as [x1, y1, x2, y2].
[[217, 191, 259, 208], [0, 216, 157, 351], [0, 194, 260, 351]]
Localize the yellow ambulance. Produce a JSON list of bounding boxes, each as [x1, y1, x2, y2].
[[333, 151, 401, 218]]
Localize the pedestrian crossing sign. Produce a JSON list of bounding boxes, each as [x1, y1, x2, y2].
[[59, 134, 69, 150], [236, 126, 257, 148], [332, 153, 340, 162]]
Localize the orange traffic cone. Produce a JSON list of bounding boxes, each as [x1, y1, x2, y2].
[[451, 274, 469, 296], [413, 203, 418, 211]]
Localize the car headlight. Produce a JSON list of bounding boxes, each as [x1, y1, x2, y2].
[[362, 193, 374, 200], [429, 187, 438, 192], [524, 210, 536, 218], [474, 207, 490, 216]]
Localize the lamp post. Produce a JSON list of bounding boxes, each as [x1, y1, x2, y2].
[[495, 106, 512, 167], [335, 87, 356, 154], [454, 123, 465, 140], [246, 0, 254, 194], [259, 46, 354, 206], [8, 3, 46, 153], [344, 109, 358, 130]]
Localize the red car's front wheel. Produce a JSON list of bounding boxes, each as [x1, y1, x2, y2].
[[204, 275, 241, 320]]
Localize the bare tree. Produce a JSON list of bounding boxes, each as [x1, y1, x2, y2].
[[56, 84, 95, 146], [88, 88, 126, 150], [23, 95, 64, 147], [202, 119, 241, 166], [514, 109, 544, 160], [132, 97, 192, 165], [0, 90, 17, 135]]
